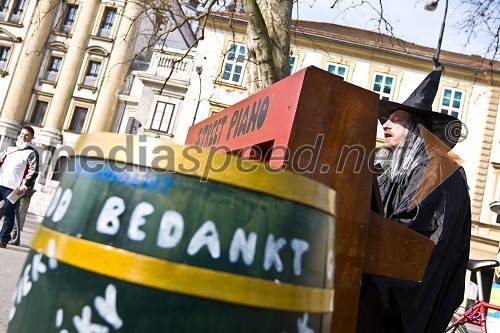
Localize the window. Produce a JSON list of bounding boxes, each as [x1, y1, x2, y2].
[[51, 156, 69, 181], [44, 56, 62, 81], [327, 63, 347, 80], [0, 0, 9, 17], [0, 0, 8, 11], [372, 73, 395, 101], [289, 55, 297, 74], [78, 48, 108, 91], [221, 43, 246, 84], [322, 55, 355, 82], [60, 4, 78, 33], [440, 88, 464, 118], [10, 0, 24, 22], [29, 100, 48, 126], [82, 61, 101, 87], [208, 101, 227, 117], [98, 7, 117, 38], [68, 106, 88, 133], [0, 45, 10, 71], [150, 101, 176, 134], [0, 0, 26, 23]]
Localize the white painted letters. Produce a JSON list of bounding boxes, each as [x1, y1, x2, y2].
[[46, 187, 62, 218], [96, 196, 125, 235], [47, 238, 58, 269], [327, 249, 334, 282], [297, 313, 314, 333], [56, 309, 64, 327], [73, 305, 109, 333], [127, 202, 154, 241], [94, 284, 123, 330], [54, 284, 123, 332], [229, 228, 257, 265], [290, 239, 309, 276], [187, 220, 220, 258], [157, 210, 184, 248], [31, 253, 47, 282], [263, 234, 286, 272], [52, 189, 73, 222]]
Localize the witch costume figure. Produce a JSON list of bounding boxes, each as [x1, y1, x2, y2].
[[356, 58, 471, 333]]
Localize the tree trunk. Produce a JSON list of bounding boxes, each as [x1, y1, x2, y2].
[[242, 0, 292, 93]]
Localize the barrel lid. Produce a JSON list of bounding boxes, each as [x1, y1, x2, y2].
[[71, 133, 336, 216]]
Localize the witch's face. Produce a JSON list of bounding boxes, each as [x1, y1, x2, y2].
[[382, 110, 409, 149]]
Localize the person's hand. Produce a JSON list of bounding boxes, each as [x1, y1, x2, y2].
[[17, 185, 28, 195]]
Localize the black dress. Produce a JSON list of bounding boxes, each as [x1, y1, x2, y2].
[[357, 160, 471, 333]]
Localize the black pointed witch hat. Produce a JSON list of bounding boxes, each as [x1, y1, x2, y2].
[[379, 58, 462, 149]]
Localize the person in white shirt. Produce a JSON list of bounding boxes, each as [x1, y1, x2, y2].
[[0, 126, 39, 248]]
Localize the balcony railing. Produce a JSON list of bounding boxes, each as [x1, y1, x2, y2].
[[147, 47, 195, 85]]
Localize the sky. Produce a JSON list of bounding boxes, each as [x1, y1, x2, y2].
[[293, 0, 496, 59]]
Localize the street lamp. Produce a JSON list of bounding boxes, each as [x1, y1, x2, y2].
[[192, 65, 203, 126], [424, 0, 449, 63]]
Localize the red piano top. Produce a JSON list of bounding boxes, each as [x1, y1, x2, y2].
[[185, 68, 310, 168]]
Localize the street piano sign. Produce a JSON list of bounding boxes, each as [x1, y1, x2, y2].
[[187, 69, 308, 169]]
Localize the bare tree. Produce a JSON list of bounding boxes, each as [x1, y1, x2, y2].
[[454, 0, 499, 62], [123, 0, 291, 93], [242, 0, 292, 92], [83, 0, 497, 94], [20, 0, 500, 96]]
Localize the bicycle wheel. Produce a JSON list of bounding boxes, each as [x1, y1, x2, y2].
[[446, 314, 469, 333]]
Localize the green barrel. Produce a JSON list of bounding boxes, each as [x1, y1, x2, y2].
[[7, 133, 336, 333]]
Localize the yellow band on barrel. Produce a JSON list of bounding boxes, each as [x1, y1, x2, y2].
[[32, 226, 334, 313], [72, 133, 336, 216]]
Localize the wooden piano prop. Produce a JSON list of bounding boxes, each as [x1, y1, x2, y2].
[[185, 66, 434, 332]]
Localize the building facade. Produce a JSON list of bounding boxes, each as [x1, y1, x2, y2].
[[116, 12, 500, 299], [0, 0, 196, 214]]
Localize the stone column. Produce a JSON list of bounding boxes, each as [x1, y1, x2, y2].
[[0, 119, 21, 151], [0, 0, 59, 150], [88, 1, 143, 133], [38, 0, 101, 146]]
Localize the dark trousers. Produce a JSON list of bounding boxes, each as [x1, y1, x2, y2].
[[357, 275, 405, 333], [0, 186, 19, 243]]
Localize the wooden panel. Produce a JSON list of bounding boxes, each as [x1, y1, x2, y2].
[[185, 66, 434, 332], [364, 211, 434, 280], [283, 67, 379, 333]]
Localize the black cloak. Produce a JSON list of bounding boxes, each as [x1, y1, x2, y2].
[[357, 160, 471, 333]]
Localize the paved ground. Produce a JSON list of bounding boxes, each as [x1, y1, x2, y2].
[[0, 218, 489, 333], [0, 219, 38, 333]]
